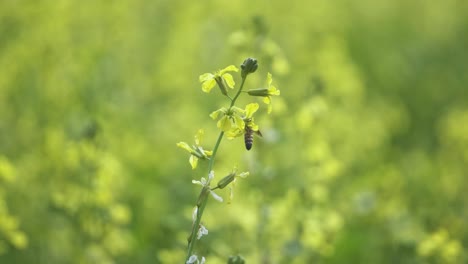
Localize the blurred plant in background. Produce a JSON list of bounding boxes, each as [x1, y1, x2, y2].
[[0, 0, 467, 263]]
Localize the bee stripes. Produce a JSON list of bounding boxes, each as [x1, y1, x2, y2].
[[244, 125, 254, 150]]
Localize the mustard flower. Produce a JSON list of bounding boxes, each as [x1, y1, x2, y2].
[[214, 169, 249, 202], [192, 171, 223, 202], [247, 72, 280, 114], [199, 65, 239, 95], [228, 171, 249, 202], [225, 103, 260, 139], [177, 129, 212, 169], [209, 106, 245, 132], [197, 224, 208, 240]]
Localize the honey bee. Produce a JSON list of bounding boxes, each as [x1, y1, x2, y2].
[[244, 118, 262, 151]]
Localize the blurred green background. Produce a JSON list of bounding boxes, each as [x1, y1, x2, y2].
[[1, 0, 467, 263]]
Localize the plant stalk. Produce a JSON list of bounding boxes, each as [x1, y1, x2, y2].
[[185, 76, 247, 262]]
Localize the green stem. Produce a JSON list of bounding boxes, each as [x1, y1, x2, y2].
[[185, 132, 223, 261], [230, 77, 246, 108], [185, 76, 248, 262], [208, 131, 225, 172]]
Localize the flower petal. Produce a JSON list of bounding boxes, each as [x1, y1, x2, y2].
[[219, 65, 239, 75], [192, 207, 198, 222], [231, 106, 245, 114], [234, 115, 245, 130], [269, 86, 280, 96], [202, 79, 216, 93], [195, 129, 204, 145], [209, 108, 224, 120], [238, 172, 249, 178], [226, 128, 243, 139], [209, 191, 224, 202], [192, 179, 203, 186], [199, 73, 214, 82], [263, 96, 271, 105], [222, 73, 235, 88], [218, 116, 232, 132], [208, 170, 215, 182], [177, 142, 193, 153], [186, 255, 198, 264], [245, 103, 259, 117], [229, 185, 235, 202], [197, 225, 209, 239], [189, 155, 198, 169], [200, 177, 207, 185], [267, 72, 273, 86]]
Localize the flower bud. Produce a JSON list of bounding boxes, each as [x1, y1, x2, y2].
[[247, 88, 269, 97], [241, 58, 258, 78], [216, 172, 236, 189], [214, 76, 228, 96]]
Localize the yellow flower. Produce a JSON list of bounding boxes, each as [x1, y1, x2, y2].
[[199, 65, 239, 94], [247, 73, 280, 114], [225, 103, 260, 140], [176, 129, 212, 169], [209, 106, 245, 132]]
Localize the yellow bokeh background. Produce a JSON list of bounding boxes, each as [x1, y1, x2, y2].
[[1, 0, 467, 263]]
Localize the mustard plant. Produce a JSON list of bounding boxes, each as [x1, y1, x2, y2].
[[177, 58, 280, 263]]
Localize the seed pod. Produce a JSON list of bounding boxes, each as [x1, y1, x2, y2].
[[247, 88, 269, 97], [217, 172, 236, 189]]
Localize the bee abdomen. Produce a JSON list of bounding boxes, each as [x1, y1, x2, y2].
[[244, 126, 254, 150]]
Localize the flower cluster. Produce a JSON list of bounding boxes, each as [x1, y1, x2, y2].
[[180, 61, 280, 167]]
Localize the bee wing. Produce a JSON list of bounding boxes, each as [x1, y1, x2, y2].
[[255, 130, 263, 138]]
